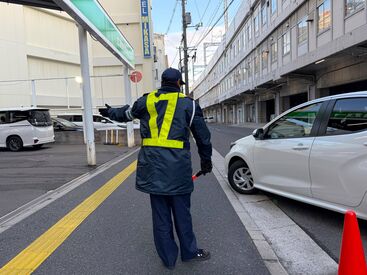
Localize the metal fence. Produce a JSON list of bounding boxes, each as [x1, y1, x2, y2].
[[0, 74, 130, 112]]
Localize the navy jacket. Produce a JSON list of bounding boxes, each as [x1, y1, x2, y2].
[[108, 84, 212, 195]]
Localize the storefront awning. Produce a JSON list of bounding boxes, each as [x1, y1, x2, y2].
[[1, 0, 61, 11]]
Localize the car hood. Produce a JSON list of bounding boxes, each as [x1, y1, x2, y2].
[[235, 134, 255, 145]]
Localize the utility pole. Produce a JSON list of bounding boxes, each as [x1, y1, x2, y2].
[[181, 0, 189, 95], [178, 46, 184, 93]]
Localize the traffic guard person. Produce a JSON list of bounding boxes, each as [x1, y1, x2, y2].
[[99, 68, 213, 269]]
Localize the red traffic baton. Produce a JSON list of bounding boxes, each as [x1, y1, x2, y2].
[[192, 171, 203, 181]]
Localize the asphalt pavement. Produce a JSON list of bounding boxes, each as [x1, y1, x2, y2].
[[208, 123, 367, 262], [0, 144, 133, 217], [0, 143, 269, 274], [1, 123, 366, 274]]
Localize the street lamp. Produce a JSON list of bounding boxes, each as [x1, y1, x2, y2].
[[75, 76, 83, 84]]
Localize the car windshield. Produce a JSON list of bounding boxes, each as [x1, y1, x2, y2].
[[55, 118, 78, 127]]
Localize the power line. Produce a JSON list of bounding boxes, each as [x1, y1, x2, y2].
[[188, 0, 212, 46], [165, 0, 179, 35], [193, 0, 201, 20], [170, 40, 183, 67], [192, 0, 223, 48], [194, 0, 235, 49]]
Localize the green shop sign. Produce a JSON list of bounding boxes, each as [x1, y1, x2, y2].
[[54, 0, 135, 69]]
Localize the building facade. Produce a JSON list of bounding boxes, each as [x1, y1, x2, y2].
[[153, 33, 169, 89], [192, 0, 367, 124], [0, 0, 165, 112]]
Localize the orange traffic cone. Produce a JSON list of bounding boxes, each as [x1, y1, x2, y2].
[[339, 210, 367, 275]]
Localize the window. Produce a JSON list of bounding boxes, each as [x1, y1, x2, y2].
[[265, 103, 322, 139], [94, 116, 103, 122], [326, 98, 367, 135], [242, 29, 247, 49], [318, 0, 331, 33], [0, 112, 7, 124], [248, 61, 252, 79], [30, 110, 52, 126], [345, 0, 365, 16], [271, 0, 277, 14], [73, 115, 83, 122], [242, 66, 247, 84], [254, 14, 260, 36], [153, 46, 157, 62], [283, 31, 291, 55], [155, 69, 158, 80], [262, 50, 268, 70], [271, 42, 278, 63], [261, 6, 267, 26], [255, 55, 260, 74], [248, 22, 252, 41], [297, 19, 308, 45], [9, 111, 28, 123]]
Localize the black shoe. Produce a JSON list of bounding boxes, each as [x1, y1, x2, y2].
[[166, 265, 175, 270], [183, 249, 211, 262]]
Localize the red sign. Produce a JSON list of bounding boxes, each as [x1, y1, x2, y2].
[[130, 71, 143, 83]]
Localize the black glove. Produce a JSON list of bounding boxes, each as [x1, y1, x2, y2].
[[99, 104, 111, 118], [201, 159, 213, 175]]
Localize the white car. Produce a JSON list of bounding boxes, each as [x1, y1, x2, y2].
[[225, 92, 367, 219], [0, 107, 54, 151], [57, 114, 127, 130]]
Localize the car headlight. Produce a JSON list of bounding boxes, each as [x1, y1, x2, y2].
[[230, 142, 236, 149]]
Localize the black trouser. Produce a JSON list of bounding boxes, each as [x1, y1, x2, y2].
[[150, 194, 198, 267]]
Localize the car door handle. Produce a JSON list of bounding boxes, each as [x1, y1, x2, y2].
[[364, 142, 367, 147], [292, 144, 309, 151]]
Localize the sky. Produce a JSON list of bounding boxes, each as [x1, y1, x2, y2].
[[151, 0, 243, 83]]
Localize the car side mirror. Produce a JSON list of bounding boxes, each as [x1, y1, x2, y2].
[[252, 128, 264, 140], [101, 119, 107, 123]]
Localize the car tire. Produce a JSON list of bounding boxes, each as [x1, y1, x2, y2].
[[228, 160, 256, 194], [7, 136, 23, 152]]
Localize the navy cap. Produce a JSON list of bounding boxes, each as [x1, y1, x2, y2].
[[161, 68, 186, 85]]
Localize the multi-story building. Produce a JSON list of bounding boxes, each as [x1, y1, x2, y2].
[[0, 0, 165, 111], [192, 0, 367, 124], [153, 33, 169, 89]]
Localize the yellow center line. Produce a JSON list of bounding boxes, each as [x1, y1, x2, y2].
[[0, 161, 137, 275]]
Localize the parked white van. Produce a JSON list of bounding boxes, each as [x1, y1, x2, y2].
[[0, 108, 55, 151]]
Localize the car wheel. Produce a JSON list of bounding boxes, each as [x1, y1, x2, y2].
[[228, 160, 256, 194], [7, 136, 23, 152]]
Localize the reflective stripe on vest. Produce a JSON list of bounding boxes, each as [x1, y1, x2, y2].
[[143, 91, 186, 149]]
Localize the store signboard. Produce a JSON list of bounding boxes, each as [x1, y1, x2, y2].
[[140, 0, 151, 58]]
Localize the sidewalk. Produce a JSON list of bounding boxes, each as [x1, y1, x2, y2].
[[233, 122, 266, 129]]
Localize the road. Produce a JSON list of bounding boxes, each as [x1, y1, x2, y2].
[[0, 123, 366, 274], [0, 144, 132, 217], [0, 144, 269, 274], [208, 123, 367, 262]]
